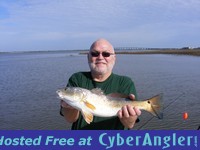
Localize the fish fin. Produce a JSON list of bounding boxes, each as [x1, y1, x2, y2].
[[91, 88, 104, 95], [146, 93, 163, 119], [84, 101, 96, 110], [81, 110, 93, 124]]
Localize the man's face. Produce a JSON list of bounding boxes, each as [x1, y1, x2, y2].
[[88, 41, 116, 75]]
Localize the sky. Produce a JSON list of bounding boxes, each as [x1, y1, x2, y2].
[[0, 0, 200, 52]]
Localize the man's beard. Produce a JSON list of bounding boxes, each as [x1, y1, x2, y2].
[[89, 61, 115, 75]]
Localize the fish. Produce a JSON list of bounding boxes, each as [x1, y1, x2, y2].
[[56, 87, 163, 124]]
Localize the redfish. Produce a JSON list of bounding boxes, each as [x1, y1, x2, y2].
[[57, 87, 163, 124]]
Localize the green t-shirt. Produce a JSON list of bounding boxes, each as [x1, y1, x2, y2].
[[66, 71, 137, 130]]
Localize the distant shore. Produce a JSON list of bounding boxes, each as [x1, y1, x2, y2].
[[115, 49, 200, 56], [1, 49, 200, 56], [80, 49, 200, 56]]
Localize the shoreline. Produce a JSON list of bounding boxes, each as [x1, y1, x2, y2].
[[80, 49, 200, 56], [1, 49, 200, 56], [115, 49, 200, 56]]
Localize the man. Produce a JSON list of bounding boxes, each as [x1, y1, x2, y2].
[[60, 38, 141, 129]]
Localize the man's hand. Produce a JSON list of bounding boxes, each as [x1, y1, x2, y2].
[[60, 100, 79, 123], [60, 100, 76, 109], [117, 94, 141, 129]]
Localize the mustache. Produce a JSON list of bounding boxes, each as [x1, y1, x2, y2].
[[94, 61, 106, 64]]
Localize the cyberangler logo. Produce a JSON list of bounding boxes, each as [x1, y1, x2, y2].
[[141, 133, 198, 149], [99, 132, 198, 149]]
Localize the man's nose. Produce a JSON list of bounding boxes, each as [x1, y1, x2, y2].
[[97, 53, 104, 59]]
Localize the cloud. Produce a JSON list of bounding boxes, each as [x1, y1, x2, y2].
[[0, 0, 200, 51]]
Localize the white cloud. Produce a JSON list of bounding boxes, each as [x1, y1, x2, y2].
[[0, 0, 200, 51]]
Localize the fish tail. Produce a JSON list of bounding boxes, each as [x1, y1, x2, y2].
[[146, 94, 163, 119]]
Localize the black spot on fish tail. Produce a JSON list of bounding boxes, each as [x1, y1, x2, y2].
[[148, 93, 163, 119]]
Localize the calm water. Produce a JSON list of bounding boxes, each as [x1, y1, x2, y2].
[[0, 52, 200, 130]]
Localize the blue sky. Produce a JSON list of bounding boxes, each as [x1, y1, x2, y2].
[[0, 0, 200, 52]]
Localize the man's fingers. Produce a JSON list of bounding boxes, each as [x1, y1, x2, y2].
[[122, 105, 130, 118], [129, 94, 135, 100], [127, 105, 136, 116], [117, 110, 123, 118], [124, 105, 141, 117], [117, 105, 142, 122], [134, 106, 141, 116], [60, 100, 71, 108]]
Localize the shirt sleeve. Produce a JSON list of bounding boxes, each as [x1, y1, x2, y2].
[[66, 73, 80, 87]]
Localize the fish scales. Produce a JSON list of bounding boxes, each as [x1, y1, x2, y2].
[[57, 87, 163, 124]]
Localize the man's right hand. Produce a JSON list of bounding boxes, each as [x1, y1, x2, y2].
[[60, 100, 75, 109], [60, 100, 79, 123]]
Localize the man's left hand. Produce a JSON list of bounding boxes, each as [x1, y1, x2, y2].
[[117, 94, 141, 129]]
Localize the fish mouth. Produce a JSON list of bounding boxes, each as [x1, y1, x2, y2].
[[56, 90, 66, 99], [57, 96, 63, 100], [56, 89, 62, 94]]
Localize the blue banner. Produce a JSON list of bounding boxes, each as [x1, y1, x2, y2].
[[0, 130, 199, 150]]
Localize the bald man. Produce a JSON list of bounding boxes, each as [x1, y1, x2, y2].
[[60, 38, 141, 130]]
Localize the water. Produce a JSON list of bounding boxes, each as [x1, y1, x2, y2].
[[0, 52, 200, 130]]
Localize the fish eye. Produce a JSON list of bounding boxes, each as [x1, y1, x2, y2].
[[147, 101, 150, 104]]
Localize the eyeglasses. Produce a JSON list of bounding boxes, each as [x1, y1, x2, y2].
[[90, 51, 115, 57]]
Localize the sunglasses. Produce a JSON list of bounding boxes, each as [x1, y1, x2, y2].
[[90, 51, 115, 57]]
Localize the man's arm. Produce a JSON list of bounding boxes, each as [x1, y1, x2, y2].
[[60, 73, 81, 123]]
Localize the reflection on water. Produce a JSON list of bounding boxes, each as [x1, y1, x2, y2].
[[0, 53, 200, 130]]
